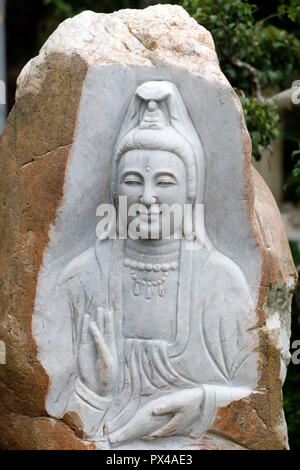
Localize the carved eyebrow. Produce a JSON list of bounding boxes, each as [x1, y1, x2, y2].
[[154, 171, 178, 181]]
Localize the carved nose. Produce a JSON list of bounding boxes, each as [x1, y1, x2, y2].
[[139, 194, 157, 206]]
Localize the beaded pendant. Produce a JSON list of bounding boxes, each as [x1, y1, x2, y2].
[[123, 257, 177, 300]]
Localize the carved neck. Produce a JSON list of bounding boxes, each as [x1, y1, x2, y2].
[[124, 238, 180, 263]]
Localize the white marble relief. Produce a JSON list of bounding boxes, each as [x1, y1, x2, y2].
[[33, 76, 260, 449]]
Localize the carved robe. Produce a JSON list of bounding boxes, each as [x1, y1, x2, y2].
[[44, 237, 259, 448]]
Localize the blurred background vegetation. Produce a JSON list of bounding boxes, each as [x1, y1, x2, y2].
[[3, 0, 300, 449]]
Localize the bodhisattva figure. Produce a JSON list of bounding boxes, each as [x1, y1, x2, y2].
[[49, 81, 259, 449]]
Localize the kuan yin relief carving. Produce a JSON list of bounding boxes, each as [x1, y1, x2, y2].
[[33, 79, 260, 449]]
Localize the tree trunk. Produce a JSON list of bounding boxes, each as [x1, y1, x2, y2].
[[268, 86, 300, 118]]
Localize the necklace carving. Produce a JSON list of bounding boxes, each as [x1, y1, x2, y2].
[[123, 257, 178, 299]]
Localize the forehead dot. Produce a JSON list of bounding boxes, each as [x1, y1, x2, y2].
[[145, 166, 151, 172]]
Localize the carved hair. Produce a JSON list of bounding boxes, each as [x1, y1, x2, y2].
[[111, 81, 205, 208]]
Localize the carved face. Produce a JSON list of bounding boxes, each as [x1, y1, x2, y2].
[[117, 149, 187, 239]]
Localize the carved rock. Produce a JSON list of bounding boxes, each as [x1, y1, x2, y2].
[[0, 5, 297, 450]]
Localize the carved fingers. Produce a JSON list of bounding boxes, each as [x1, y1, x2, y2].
[[80, 307, 116, 357], [93, 308, 118, 395], [144, 414, 183, 439], [90, 320, 111, 362], [152, 398, 182, 416], [78, 307, 118, 396], [96, 307, 116, 353], [109, 388, 204, 446], [90, 320, 116, 370], [143, 388, 204, 440]]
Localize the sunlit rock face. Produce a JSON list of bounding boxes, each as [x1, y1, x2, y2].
[[0, 5, 297, 450]]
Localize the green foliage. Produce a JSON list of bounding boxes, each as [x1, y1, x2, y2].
[[236, 92, 280, 159], [43, 0, 75, 18], [286, 144, 300, 197], [181, 0, 300, 160], [278, 0, 300, 24], [181, 0, 300, 91], [289, 240, 300, 267]]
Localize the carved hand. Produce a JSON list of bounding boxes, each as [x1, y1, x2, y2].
[[144, 388, 205, 439], [108, 387, 204, 446], [77, 307, 118, 396]]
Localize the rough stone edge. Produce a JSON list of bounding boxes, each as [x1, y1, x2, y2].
[[16, 5, 221, 100]]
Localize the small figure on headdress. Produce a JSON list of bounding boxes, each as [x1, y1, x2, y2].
[[139, 99, 167, 130]]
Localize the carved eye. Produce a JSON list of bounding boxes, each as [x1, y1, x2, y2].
[[156, 178, 176, 187], [125, 180, 142, 186], [123, 176, 143, 186]]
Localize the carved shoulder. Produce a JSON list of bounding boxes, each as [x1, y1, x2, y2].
[[58, 245, 99, 289], [55, 241, 111, 314], [203, 248, 252, 304]]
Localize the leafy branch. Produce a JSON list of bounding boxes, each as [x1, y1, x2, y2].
[[181, 0, 300, 172]]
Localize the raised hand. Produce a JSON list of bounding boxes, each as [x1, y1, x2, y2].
[[77, 307, 118, 397]]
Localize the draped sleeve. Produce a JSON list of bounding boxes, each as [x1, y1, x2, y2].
[[44, 244, 113, 440], [199, 249, 259, 403]]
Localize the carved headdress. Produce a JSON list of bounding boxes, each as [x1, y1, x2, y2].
[[112, 81, 206, 206]]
